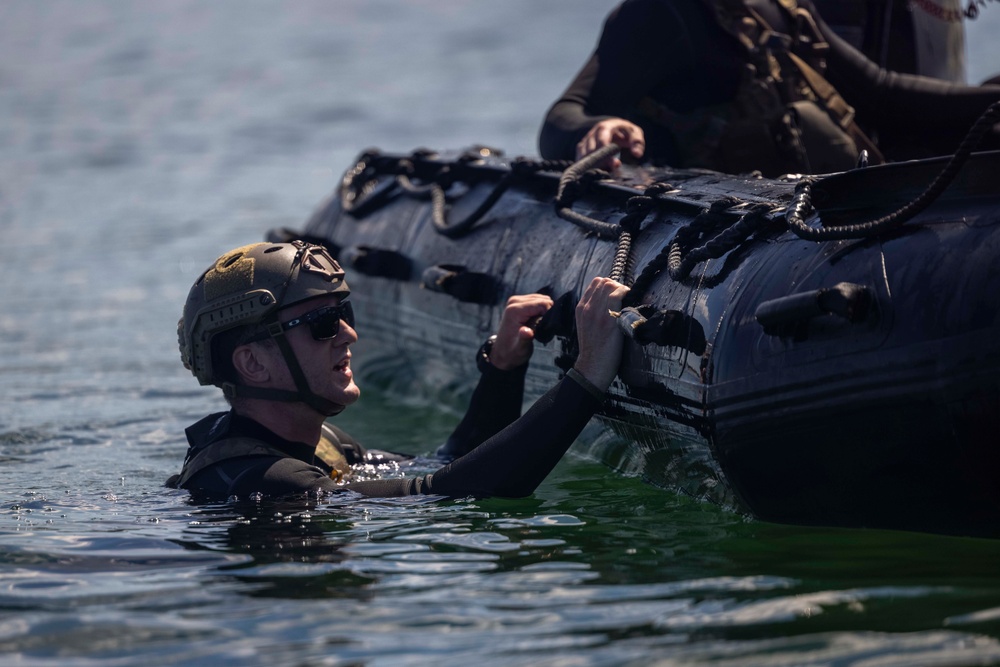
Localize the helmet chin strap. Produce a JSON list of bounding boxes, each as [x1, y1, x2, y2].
[[223, 327, 347, 417], [272, 332, 347, 416]]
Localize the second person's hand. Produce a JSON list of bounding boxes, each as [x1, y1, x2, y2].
[[576, 118, 646, 170], [489, 293, 555, 370]]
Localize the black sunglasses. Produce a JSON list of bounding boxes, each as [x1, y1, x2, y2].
[[283, 301, 355, 340]]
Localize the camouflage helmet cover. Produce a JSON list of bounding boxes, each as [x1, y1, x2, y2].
[[178, 241, 349, 386]]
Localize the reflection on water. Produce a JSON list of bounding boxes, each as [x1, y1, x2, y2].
[[3, 1, 1000, 664], [6, 464, 1000, 665]]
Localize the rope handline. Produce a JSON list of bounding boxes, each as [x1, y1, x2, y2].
[[428, 156, 578, 238], [786, 100, 1000, 241], [609, 192, 654, 284], [622, 199, 780, 307], [554, 145, 620, 239], [340, 99, 1000, 318]]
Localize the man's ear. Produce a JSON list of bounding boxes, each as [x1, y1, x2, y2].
[[232, 344, 273, 385]]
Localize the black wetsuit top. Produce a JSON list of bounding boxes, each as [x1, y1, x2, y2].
[[170, 363, 603, 500], [539, 0, 1000, 168]]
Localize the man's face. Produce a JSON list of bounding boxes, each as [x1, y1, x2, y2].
[[272, 294, 361, 410]]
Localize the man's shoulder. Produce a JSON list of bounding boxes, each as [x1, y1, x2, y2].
[[602, 0, 712, 52], [174, 433, 292, 490], [184, 411, 232, 447], [181, 454, 334, 499]]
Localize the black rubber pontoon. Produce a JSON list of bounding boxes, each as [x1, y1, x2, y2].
[[275, 138, 1000, 538]]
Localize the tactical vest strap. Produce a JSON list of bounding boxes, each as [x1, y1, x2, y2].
[[644, 0, 882, 174], [742, 0, 885, 165], [785, 51, 886, 164], [175, 426, 352, 488], [175, 438, 294, 488], [316, 424, 351, 478]]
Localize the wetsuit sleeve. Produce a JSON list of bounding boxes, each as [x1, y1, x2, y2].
[[434, 362, 527, 460], [347, 375, 603, 499], [539, 52, 612, 160], [539, 0, 694, 161], [806, 0, 1000, 157], [183, 456, 344, 498], [539, 0, 740, 164]]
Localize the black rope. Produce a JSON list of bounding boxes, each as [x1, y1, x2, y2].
[[666, 197, 740, 280], [607, 183, 677, 284], [786, 100, 1000, 241], [528, 157, 576, 172], [609, 194, 652, 283], [554, 145, 619, 239], [671, 202, 776, 280], [556, 144, 619, 199], [429, 157, 561, 238], [397, 158, 445, 197], [339, 150, 389, 214], [621, 198, 778, 306], [336, 100, 1000, 351]]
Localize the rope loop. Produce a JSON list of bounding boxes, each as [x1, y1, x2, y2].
[[510, 156, 540, 175], [621, 196, 653, 234], [511, 156, 574, 175], [667, 198, 778, 281], [786, 99, 1000, 241], [431, 169, 525, 239], [339, 149, 385, 214], [555, 178, 583, 209], [625, 195, 654, 215], [555, 145, 622, 239], [609, 191, 660, 283], [644, 181, 675, 197]]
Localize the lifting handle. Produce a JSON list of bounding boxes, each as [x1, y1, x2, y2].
[[420, 264, 501, 305], [755, 282, 872, 336]]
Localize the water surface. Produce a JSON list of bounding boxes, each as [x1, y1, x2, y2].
[[3, 2, 1000, 665]]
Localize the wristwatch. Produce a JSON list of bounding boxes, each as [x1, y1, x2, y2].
[[476, 334, 498, 373]]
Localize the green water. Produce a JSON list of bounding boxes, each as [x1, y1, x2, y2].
[[4, 1, 1000, 664], [7, 381, 1000, 665]]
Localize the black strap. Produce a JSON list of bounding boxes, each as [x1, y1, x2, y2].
[[224, 319, 347, 417]]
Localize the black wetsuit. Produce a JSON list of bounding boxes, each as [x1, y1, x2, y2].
[[539, 0, 1000, 170], [811, 0, 923, 77], [169, 363, 603, 500]]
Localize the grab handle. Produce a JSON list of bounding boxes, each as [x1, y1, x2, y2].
[[341, 245, 412, 281], [420, 264, 500, 305], [755, 282, 872, 336]]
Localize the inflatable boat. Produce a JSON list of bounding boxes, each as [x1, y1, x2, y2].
[[272, 132, 1000, 538]]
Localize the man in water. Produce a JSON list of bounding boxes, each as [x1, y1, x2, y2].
[[539, 0, 1000, 175], [168, 240, 627, 499]]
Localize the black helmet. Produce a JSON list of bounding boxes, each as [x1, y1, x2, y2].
[[178, 241, 351, 415]]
